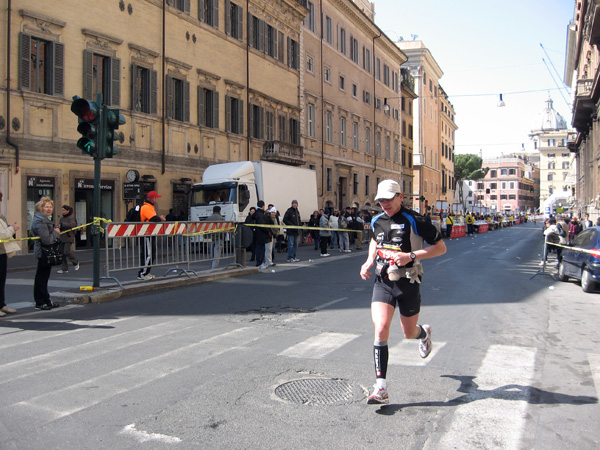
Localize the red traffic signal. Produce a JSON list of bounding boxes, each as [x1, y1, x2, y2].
[[71, 96, 101, 157]]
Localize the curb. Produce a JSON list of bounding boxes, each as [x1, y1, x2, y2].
[[52, 266, 259, 305]]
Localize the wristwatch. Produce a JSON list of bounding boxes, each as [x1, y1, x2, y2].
[[409, 252, 417, 261]]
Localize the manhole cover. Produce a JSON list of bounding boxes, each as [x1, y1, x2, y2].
[[274, 378, 364, 405]]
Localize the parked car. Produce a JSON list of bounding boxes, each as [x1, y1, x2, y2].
[[557, 227, 600, 292]]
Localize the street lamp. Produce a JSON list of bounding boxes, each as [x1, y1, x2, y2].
[[383, 97, 401, 113]]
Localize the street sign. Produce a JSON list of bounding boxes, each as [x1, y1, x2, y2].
[[123, 182, 142, 200]]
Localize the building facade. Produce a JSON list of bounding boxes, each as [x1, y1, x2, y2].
[[565, 0, 600, 221]]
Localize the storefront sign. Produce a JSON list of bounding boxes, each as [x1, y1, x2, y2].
[[75, 178, 115, 190], [27, 176, 55, 188], [123, 182, 142, 200]]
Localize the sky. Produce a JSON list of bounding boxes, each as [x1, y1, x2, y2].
[[372, 0, 575, 159]]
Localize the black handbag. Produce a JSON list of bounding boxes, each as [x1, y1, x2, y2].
[[41, 239, 63, 266]]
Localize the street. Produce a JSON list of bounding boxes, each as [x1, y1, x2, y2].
[[1, 222, 599, 449]]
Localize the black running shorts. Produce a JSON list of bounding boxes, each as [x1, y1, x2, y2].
[[371, 276, 422, 317]]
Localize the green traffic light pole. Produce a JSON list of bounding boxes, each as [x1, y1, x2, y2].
[[92, 93, 105, 288]]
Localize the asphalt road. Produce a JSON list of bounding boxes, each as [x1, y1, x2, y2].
[[1, 222, 599, 449]]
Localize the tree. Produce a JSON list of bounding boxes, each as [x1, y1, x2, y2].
[[454, 154, 487, 211]]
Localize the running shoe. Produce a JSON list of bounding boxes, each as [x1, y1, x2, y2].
[[74, 262, 80, 271], [367, 385, 389, 404], [419, 324, 432, 358]]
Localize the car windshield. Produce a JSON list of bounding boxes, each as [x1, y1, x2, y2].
[[190, 186, 236, 206]]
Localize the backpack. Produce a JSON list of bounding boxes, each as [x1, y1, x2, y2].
[[125, 205, 141, 222], [556, 224, 567, 238]]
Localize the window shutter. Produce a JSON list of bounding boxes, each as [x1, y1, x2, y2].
[[184, 80, 190, 122], [198, 0, 205, 22], [225, 95, 231, 131], [166, 76, 174, 119], [198, 86, 206, 126], [247, 13, 253, 47], [111, 57, 121, 106], [184, 0, 190, 14], [287, 36, 291, 67], [259, 106, 264, 139], [238, 99, 244, 134], [213, 91, 219, 129], [259, 19, 265, 52], [249, 104, 255, 137], [52, 42, 65, 96], [237, 5, 243, 41], [131, 64, 139, 111], [19, 33, 31, 91], [272, 27, 278, 59], [212, 0, 219, 28], [225, 0, 231, 35], [150, 69, 158, 115], [83, 50, 93, 100]]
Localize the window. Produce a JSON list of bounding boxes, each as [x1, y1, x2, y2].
[[509, 168, 516, 175], [490, 169, 497, 178], [325, 15, 333, 44], [166, 75, 190, 122], [375, 57, 381, 80], [83, 50, 121, 106], [393, 139, 399, 163], [340, 116, 347, 147], [249, 16, 263, 51], [327, 168, 333, 191], [548, 162, 555, 169], [339, 75, 345, 91], [490, 182, 497, 190], [562, 161, 569, 169], [362, 46, 371, 73], [266, 25, 277, 58], [363, 90, 371, 104], [226, 95, 243, 134], [561, 153, 569, 157], [352, 121, 359, 150], [501, 169, 508, 176], [383, 64, 390, 87], [304, 1, 315, 32], [287, 38, 299, 69], [174, 0, 190, 13], [365, 126, 371, 154], [365, 175, 370, 196], [266, 111, 274, 140], [132, 64, 157, 114], [401, 145, 406, 166], [278, 115, 286, 141], [324, 66, 331, 83], [277, 31, 285, 63], [250, 104, 264, 139], [353, 174, 359, 195], [548, 138, 555, 146], [375, 131, 381, 157], [290, 118, 300, 145], [307, 103, 316, 138], [547, 173, 553, 181], [350, 36, 359, 64], [501, 182, 507, 189], [306, 54, 314, 73], [198, 86, 219, 128], [338, 27, 346, 55], [19, 33, 64, 96], [226, 1, 243, 40], [548, 153, 555, 158], [352, 83, 358, 98], [509, 182, 515, 190], [325, 110, 333, 143], [385, 135, 391, 160], [199, 0, 218, 28]]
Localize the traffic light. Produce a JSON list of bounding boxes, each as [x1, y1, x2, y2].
[[71, 96, 101, 157], [104, 108, 126, 158]]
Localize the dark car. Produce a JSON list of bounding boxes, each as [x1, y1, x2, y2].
[[558, 226, 600, 292]]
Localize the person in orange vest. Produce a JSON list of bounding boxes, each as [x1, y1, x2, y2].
[[137, 191, 166, 280]]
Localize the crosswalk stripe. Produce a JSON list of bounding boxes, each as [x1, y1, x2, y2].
[[425, 344, 536, 450], [388, 340, 446, 366], [278, 332, 360, 359], [10, 326, 270, 420]]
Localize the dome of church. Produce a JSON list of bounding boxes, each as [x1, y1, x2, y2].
[[531, 95, 567, 132]]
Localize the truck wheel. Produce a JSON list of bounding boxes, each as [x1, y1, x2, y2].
[[557, 262, 569, 282], [581, 267, 596, 293]]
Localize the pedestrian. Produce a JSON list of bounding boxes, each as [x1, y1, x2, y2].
[[542, 217, 562, 265], [57, 205, 80, 274], [582, 213, 593, 229], [253, 201, 269, 268], [166, 208, 177, 221], [245, 207, 256, 261], [137, 191, 166, 280], [0, 191, 21, 316], [206, 205, 224, 269], [31, 196, 61, 310], [283, 200, 301, 262], [264, 207, 279, 267], [568, 216, 582, 242], [319, 209, 332, 256], [445, 212, 454, 238], [360, 180, 447, 404], [308, 210, 321, 250], [329, 209, 340, 250], [338, 209, 351, 252]]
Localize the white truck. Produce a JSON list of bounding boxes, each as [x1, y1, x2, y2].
[[189, 161, 318, 223]]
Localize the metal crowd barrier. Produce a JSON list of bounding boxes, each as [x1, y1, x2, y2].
[[104, 221, 237, 286]]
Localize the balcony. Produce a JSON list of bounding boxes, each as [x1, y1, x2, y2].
[[572, 79, 595, 132], [262, 141, 305, 166]]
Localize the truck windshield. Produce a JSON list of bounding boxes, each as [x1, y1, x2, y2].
[[190, 184, 237, 206]]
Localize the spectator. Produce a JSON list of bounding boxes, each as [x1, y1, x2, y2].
[[245, 207, 256, 261], [329, 209, 340, 250], [569, 216, 582, 242], [0, 191, 20, 316], [253, 201, 269, 268], [338, 209, 351, 252], [308, 210, 320, 250], [206, 205, 225, 269], [283, 200, 301, 262], [57, 205, 80, 274], [319, 209, 332, 257], [166, 208, 177, 221], [31, 196, 61, 310], [446, 212, 454, 239], [582, 213, 592, 229]]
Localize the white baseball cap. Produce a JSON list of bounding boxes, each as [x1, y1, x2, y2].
[[375, 179, 402, 201]]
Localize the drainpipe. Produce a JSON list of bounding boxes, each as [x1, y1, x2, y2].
[[372, 31, 381, 173], [246, 0, 250, 161], [161, 0, 166, 174], [319, 0, 324, 197], [5, 0, 20, 173]]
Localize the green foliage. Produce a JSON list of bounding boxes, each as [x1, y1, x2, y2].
[[454, 154, 486, 181]]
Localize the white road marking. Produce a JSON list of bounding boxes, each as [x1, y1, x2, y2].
[[120, 423, 181, 444], [313, 297, 348, 310], [388, 340, 446, 366], [425, 344, 536, 450], [278, 332, 360, 359]]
